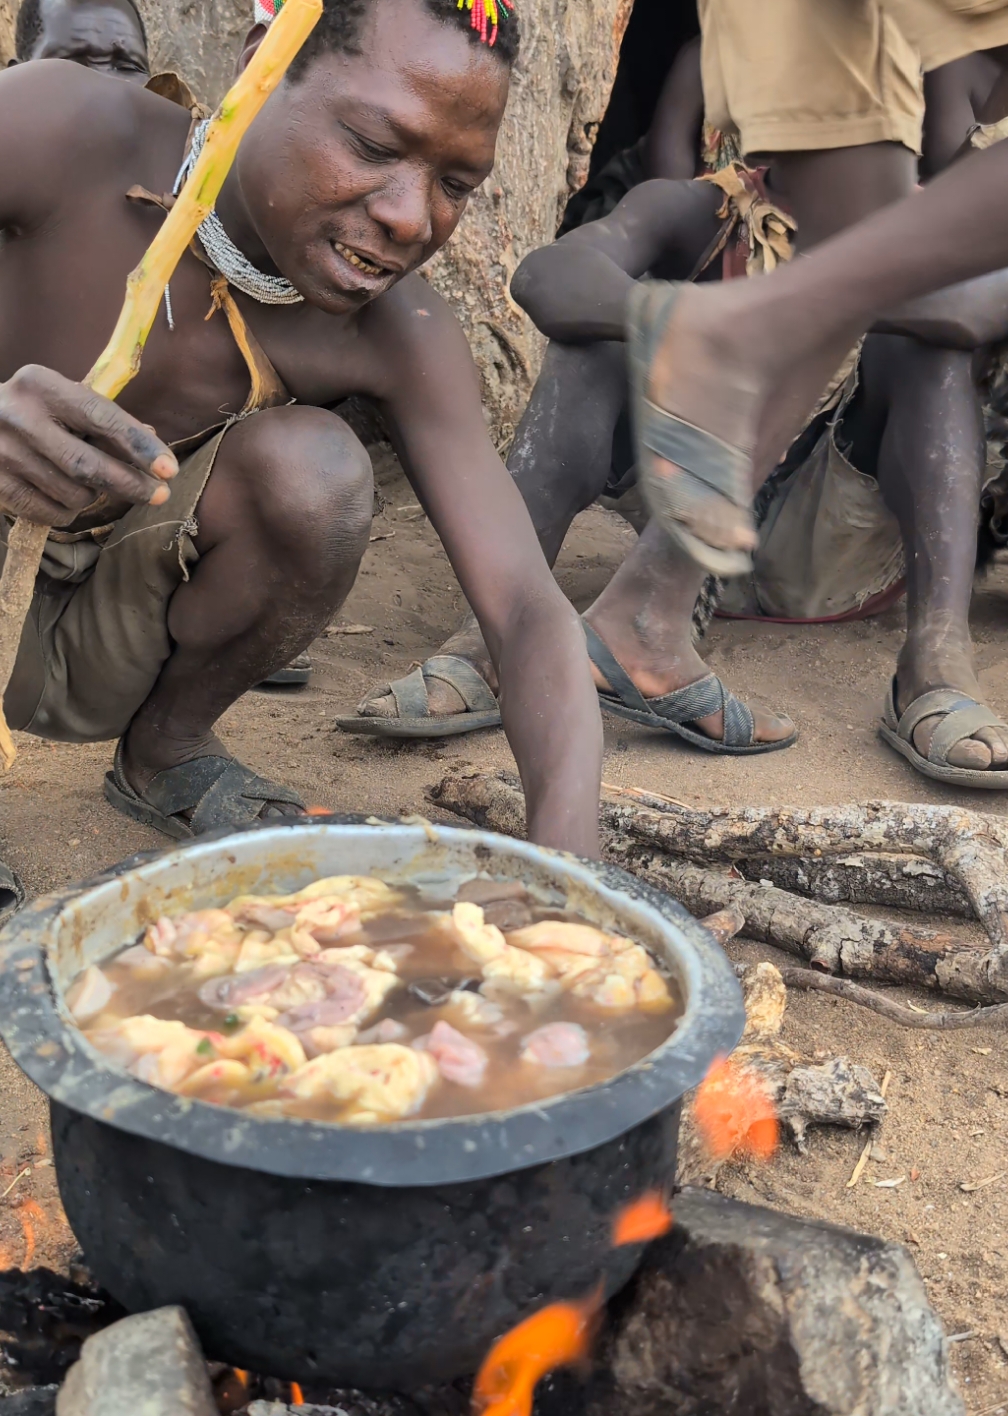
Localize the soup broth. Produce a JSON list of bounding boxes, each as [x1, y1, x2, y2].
[[69, 874, 683, 1126]]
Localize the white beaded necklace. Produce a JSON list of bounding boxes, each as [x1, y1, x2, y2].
[[172, 119, 304, 307]]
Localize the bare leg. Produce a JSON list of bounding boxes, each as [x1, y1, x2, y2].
[[841, 334, 1008, 771], [362, 340, 626, 716], [121, 405, 374, 802]]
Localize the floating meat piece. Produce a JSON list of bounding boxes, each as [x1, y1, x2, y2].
[[445, 990, 505, 1028], [418, 1021, 488, 1088], [570, 944, 673, 1013], [521, 1023, 590, 1068], [174, 910, 239, 956], [316, 944, 376, 967], [230, 901, 300, 933], [507, 920, 611, 960], [176, 1059, 252, 1103], [66, 965, 115, 1022], [267, 963, 333, 1014], [482, 898, 534, 932], [279, 991, 367, 1033], [283, 1044, 438, 1123], [88, 1016, 214, 1089], [356, 1018, 409, 1045], [215, 1016, 306, 1079], [294, 897, 364, 944], [234, 931, 299, 975], [144, 917, 178, 958], [114, 945, 174, 980], [228, 876, 402, 923], [302, 1024, 358, 1057], [198, 963, 292, 1013], [453, 904, 554, 994], [320, 958, 400, 1026]]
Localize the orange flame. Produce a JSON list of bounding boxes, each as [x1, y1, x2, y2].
[[305, 805, 332, 816], [232, 1369, 249, 1389], [472, 1287, 602, 1416], [17, 1200, 46, 1269], [611, 1192, 673, 1246], [290, 1381, 305, 1404], [692, 1056, 779, 1162]]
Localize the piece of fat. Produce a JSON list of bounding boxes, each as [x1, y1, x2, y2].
[[282, 1043, 438, 1123]]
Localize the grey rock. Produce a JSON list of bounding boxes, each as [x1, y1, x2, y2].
[[0, 1389, 58, 1416], [572, 1188, 965, 1416], [56, 1307, 215, 1416]]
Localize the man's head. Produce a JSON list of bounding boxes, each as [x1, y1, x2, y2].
[[13, 0, 149, 80], [232, 0, 518, 315]]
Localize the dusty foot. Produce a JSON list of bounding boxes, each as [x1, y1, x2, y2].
[[119, 728, 304, 818], [359, 614, 498, 721], [583, 611, 794, 747], [896, 637, 1008, 772]]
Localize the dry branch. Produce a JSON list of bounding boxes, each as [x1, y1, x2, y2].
[[759, 965, 1008, 1030], [0, 0, 323, 770], [429, 771, 1008, 1005]]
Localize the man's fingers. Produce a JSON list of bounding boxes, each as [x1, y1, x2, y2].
[[0, 471, 79, 528], [19, 419, 170, 507], [8, 366, 177, 479]]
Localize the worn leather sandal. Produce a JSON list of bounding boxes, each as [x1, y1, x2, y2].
[[880, 679, 1008, 789], [104, 742, 306, 839], [336, 654, 501, 739]]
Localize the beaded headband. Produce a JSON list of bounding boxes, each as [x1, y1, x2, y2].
[[254, 0, 513, 46]]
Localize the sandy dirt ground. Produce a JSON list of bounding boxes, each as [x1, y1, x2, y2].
[[0, 449, 1006, 1412]]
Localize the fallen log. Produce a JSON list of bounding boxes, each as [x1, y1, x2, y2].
[[428, 772, 1008, 1004]]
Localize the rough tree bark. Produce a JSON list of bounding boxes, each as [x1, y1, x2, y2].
[[0, 1, 15, 64], [133, 0, 629, 445]]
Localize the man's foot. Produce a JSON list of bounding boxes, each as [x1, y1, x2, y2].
[[339, 616, 502, 739], [583, 615, 795, 752], [885, 650, 1008, 778], [107, 733, 305, 839]]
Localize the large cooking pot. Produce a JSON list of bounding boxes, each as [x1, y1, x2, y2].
[[0, 817, 743, 1390]]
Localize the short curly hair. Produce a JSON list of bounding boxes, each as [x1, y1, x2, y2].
[[289, 0, 519, 77], [15, 0, 147, 61]]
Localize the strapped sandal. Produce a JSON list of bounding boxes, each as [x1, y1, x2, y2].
[[584, 622, 796, 756], [104, 742, 306, 840], [335, 655, 501, 740], [626, 280, 756, 578], [880, 679, 1008, 789], [0, 860, 25, 926], [259, 650, 312, 688]]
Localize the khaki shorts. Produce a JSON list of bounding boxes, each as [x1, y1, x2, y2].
[[885, 0, 1008, 69], [699, 0, 927, 155], [1, 423, 229, 745]]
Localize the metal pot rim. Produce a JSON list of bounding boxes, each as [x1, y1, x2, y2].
[[0, 817, 744, 1186]]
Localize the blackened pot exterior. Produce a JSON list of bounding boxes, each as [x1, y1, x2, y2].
[[52, 1098, 681, 1388]]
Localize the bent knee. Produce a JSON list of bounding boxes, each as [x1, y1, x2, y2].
[[217, 406, 374, 557]]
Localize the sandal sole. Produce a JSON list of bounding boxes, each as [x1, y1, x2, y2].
[[104, 772, 196, 839], [878, 722, 1008, 789], [599, 695, 797, 755], [333, 711, 501, 740]]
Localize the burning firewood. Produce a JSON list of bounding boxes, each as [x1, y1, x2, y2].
[[429, 771, 1008, 1006]]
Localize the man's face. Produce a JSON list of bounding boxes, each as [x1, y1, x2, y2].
[[236, 0, 510, 315], [30, 0, 149, 81]]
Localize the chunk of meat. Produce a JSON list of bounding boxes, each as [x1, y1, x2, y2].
[[457, 878, 530, 906], [176, 1059, 252, 1103], [144, 917, 178, 958], [114, 945, 174, 980], [66, 966, 115, 1023], [520, 1023, 590, 1068], [215, 1016, 306, 1078], [356, 1018, 409, 1045], [87, 1016, 214, 1089], [198, 963, 293, 1013], [570, 944, 672, 1013], [507, 921, 611, 957], [234, 931, 299, 974], [418, 1021, 488, 1088], [172, 910, 240, 959], [283, 1044, 438, 1123], [444, 990, 505, 1029], [302, 1024, 358, 1058], [187, 938, 243, 981], [266, 963, 333, 1014], [229, 877, 401, 923], [230, 901, 300, 933], [452, 903, 554, 995], [482, 899, 534, 932], [294, 897, 364, 944], [278, 991, 367, 1034], [316, 944, 377, 967]]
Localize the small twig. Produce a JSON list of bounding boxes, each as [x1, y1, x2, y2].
[[847, 1139, 873, 1189], [777, 967, 1008, 1030], [699, 906, 746, 947], [1, 1167, 30, 1200]]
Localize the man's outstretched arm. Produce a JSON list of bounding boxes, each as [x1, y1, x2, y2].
[[368, 280, 603, 857]]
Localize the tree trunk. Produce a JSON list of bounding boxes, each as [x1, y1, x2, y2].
[[0, 1, 15, 65], [131, 0, 628, 444]]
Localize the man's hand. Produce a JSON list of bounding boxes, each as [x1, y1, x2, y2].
[[0, 365, 177, 526]]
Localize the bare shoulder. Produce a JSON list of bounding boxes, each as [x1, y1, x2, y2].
[[358, 273, 476, 397], [0, 62, 163, 222]]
